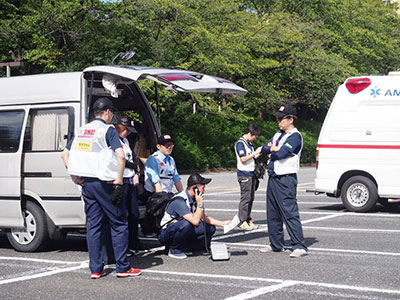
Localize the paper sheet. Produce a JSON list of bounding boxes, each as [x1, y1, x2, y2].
[[223, 214, 240, 234]]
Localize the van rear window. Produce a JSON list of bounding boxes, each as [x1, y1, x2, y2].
[[0, 110, 25, 153]]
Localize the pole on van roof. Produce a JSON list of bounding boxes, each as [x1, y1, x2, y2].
[[86, 72, 95, 118], [155, 81, 161, 129]]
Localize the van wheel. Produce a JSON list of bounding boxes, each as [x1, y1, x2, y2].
[[341, 176, 378, 212], [6, 201, 49, 252]]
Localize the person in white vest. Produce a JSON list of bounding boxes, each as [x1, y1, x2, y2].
[[158, 173, 231, 259], [61, 98, 141, 278], [115, 116, 144, 254], [259, 103, 308, 258], [235, 124, 262, 230]]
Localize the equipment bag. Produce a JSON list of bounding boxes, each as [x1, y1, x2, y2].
[[140, 192, 172, 235]]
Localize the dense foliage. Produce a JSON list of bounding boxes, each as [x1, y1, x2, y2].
[[1, 0, 399, 168]]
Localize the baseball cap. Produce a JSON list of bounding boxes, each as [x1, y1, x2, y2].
[[187, 173, 212, 187], [273, 103, 297, 118], [157, 134, 175, 145], [92, 97, 118, 115], [116, 116, 137, 134]]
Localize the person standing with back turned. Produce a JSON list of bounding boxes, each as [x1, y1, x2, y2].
[[235, 124, 262, 230], [61, 97, 142, 278], [259, 104, 308, 258]]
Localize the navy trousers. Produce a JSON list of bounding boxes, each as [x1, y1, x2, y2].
[[158, 219, 216, 251], [126, 183, 141, 248], [82, 179, 130, 273], [266, 174, 307, 251]]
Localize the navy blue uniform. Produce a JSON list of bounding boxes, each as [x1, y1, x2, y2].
[[158, 191, 215, 251], [261, 130, 307, 251], [67, 119, 130, 273]]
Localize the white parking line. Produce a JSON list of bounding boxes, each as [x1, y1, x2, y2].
[[303, 226, 400, 233], [0, 256, 85, 265], [206, 208, 400, 218], [224, 242, 400, 257], [204, 199, 341, 205], [0, 261, 88, 285], [142, 269, 400, 297], [224, 281, 298, 300]]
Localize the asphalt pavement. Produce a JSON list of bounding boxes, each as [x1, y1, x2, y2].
[[1, 167, 400, 300]]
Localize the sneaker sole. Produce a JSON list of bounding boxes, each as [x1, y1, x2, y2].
[[290, 252, 308, 258], [168, 254, 187, 259], [116, 272, 142, 277], [91, 271, 106, 279]]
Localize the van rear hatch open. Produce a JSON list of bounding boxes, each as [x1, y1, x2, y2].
[[83, 65, 247, 95]]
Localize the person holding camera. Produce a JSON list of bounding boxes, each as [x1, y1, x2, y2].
[[235, 124, 262, 231], [158, 173, 231, 259], [61, 98, 141, 278]]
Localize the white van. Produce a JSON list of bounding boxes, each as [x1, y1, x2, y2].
[[314, 72, 400, 212], [0, 65, 246, 251]]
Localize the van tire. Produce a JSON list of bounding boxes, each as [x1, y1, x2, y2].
[[6, 201, 49, 252], [341, 176, 378, 212]]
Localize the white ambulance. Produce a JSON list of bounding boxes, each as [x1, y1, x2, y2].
[[0, 64, 246, 251], [314, 72, 400, 212]]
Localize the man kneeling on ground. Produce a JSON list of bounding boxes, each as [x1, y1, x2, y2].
[[158, 173, 231, 259]]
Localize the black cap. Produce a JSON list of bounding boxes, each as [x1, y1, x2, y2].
[[116, 116, 137, 134], [157, 134, 175, 145], [187, 173, 212, 187], [273, 104, 297, 118], [92, 97, 117, 115]]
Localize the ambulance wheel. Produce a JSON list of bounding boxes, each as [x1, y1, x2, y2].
[[6, 201, 49, 252], [341, 176, 378, 212]]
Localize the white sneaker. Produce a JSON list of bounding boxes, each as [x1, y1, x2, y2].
[[259, 245, 284, 253], [290, 248, 308, 258], [168, 249, 187, 259]]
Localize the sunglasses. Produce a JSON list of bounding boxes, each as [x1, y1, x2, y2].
[[162, 142, 175, 148]]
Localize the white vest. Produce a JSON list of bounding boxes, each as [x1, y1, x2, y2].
[[120, 137, 135, 178], [235, 137, 255, 172], [144, 151, 175, 193], [269, 128, 303, 175], [160, 190, 191, 229], [68, 120, 122, 181]]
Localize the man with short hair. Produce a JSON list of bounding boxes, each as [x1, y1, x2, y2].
[[235, 124, 262, 230], [158, 173, 231, 259], [260, 104, 308, 258], [144, 134, 183, 195], [61, 97, 141, 278]]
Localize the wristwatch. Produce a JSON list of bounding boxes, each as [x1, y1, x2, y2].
[[197, 203, 204, 209]]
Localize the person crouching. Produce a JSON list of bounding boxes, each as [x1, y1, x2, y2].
[[158, 173, 231, 259]]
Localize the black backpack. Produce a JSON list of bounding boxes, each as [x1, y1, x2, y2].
[[140, 192, 172, 235]]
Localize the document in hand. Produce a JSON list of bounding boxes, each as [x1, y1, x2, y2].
[[223, 214, 240, 234]]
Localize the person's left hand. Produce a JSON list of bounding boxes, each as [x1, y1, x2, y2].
[[221, 220, 232, 226]]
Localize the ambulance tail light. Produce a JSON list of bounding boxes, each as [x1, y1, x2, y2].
[[315, 149, 319, 170], [345, 78, 371, 94]]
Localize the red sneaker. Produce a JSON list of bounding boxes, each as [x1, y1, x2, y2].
[[91, 269, 106, 279], [116, 267, 142, 278]]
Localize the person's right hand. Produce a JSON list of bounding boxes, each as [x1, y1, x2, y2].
[[195, 189, 204, 206]]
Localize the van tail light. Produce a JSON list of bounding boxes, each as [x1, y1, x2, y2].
[[315, 149, 319, 170], [345, 78, 371, 94]]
